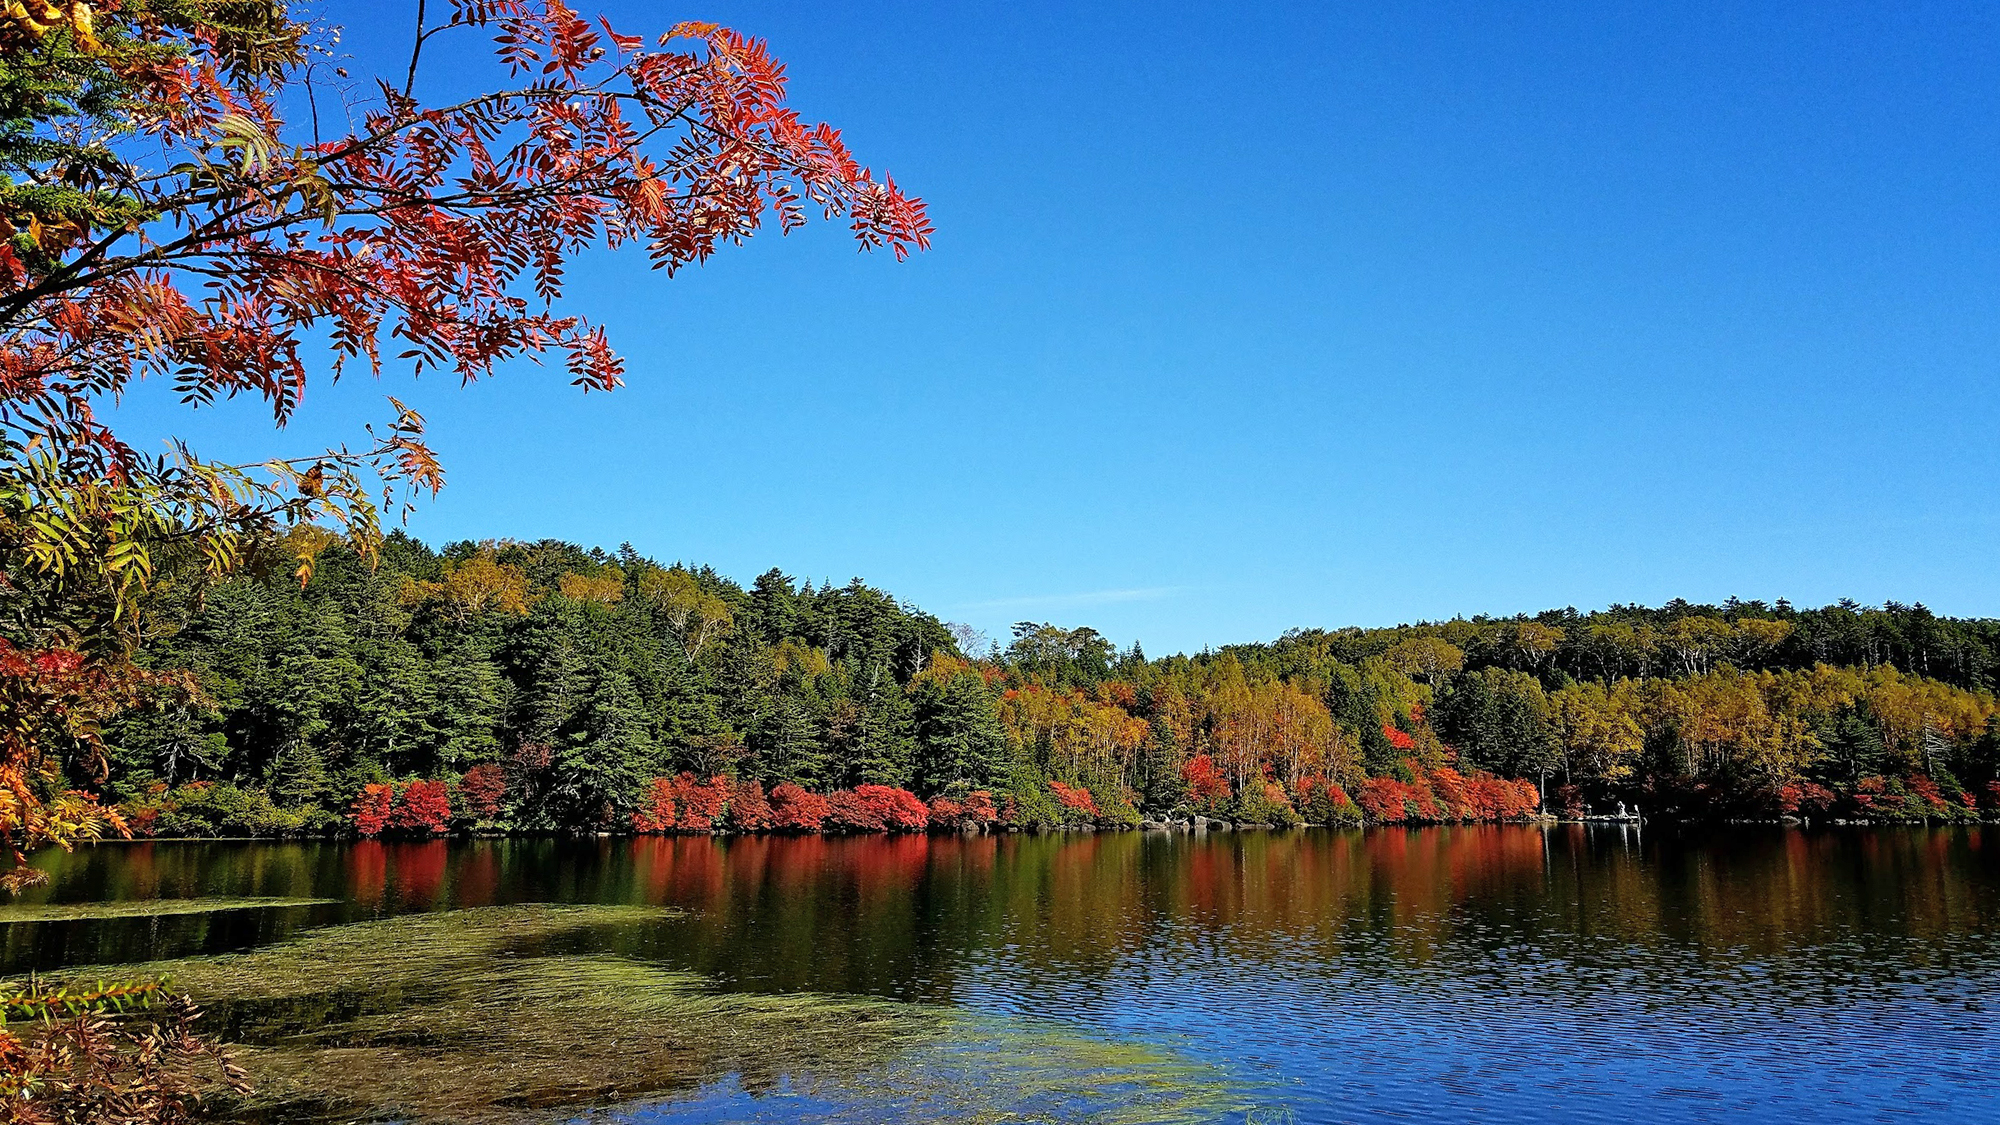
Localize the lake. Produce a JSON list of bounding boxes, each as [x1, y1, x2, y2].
[[4, 825, 1996, 1124]]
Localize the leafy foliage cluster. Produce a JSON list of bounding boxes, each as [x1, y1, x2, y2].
[[0, 976, 246, 1124]]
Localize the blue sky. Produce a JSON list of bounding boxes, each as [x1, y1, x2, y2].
[[117, 1, 2000, 655]]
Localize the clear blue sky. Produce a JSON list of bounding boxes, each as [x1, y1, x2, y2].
[[120, 1, 2000, 655]]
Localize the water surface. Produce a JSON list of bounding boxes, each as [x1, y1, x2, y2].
[[5, 825, 1995, 1123]]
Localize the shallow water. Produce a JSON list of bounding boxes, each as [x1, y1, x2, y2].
[[5, 825, 1997, 1123]]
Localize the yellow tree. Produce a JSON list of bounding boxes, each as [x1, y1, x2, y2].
[[1549, 680, 1644, 784], [637, 569, 734, 660], [1382, 636, 1465, 691], [398, 554, 534, 624]]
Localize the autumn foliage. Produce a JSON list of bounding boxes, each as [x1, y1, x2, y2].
[[769, 783, 833, 832], [1182, 754, 1231, 813], [353, 784, 396, 838], [928, 790, 1000, 831], [0, 980, 249, 1124], [1353, 763, 1537, 825], [631, 773, 732, 833], [627, 777, 939, 835], [1048, 780, 1100, 822], [386, 780, 453, 836], [456, 764, 509, 820], [354, 780, 453, 837], [825, 785, 932, 833]]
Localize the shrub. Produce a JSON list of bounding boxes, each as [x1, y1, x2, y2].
[[1852, 775, 1890, 816], [386, 780, 452, 837], [1090, 784, 1143, 827], [674, 774, 732, 831], [1292, 777, 1361, 827], [158, 783, 309, 838], [866, 785, 932, 831], [1771, 782, 1837, 818], [929, 789, 1000, 831], [1233, 781, 1302, 827], [999, 763, 1061, 829], [353, 783, 395, 837], [632, 777, 678, 833], [1181, 754, 1230, 814], [823, 789, 882, 832], [456, 763, 508, 821], [962, 789, 1000, 827], [1357, 777, 1414, 824], [723, 779, 774, 831], [1048, 781, 1099, 826], [926, 797, 963, 830], [122, 782, 172, 837], [769, 783, 831, 832], [1427, 767, 1471, 819], [1401, 770, 1441, 821], [0, 979, 250, 1121], [633, 773, 732, 833]]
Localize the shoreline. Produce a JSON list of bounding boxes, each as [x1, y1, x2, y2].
[[69, 814, 1995, 848]]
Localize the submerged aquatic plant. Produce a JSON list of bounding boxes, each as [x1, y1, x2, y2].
[[0, 898, 337, 923], [88, 905, 1264, 1124]]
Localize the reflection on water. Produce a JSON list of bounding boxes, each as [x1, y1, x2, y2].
[[4, 825, 1997, 1123]]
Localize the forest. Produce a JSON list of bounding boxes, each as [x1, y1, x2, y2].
[[100, 534, 2000, 837]]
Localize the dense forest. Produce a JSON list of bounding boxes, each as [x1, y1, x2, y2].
[[100, 534, 2000, 837]]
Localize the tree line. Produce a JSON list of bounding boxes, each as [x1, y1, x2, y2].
[[97, 534, 2000, 836]]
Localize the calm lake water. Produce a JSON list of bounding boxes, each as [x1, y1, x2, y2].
[[5, 825, 1997, 1124]]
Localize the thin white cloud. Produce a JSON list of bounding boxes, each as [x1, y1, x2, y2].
[[954, 586, 1188, 613]]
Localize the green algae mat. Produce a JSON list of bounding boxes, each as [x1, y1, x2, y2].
[[88, 905, 1263, 1124], [0, 897, 337, 922]]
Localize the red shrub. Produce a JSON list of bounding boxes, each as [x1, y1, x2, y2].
[[863, 785, 931, 831], [1853, 775, 1889, 814], [1908, 775, 1951, 812], [456, 763, 507, 820], [1428, 766, 1470, 819], [927, 797, 964, 829], [676, 774, 732, 830], [387, 779, 452, 836], [1048, 781, 1099, 820], [354, 783, 395, 837], [724, 779, 774, 831], [961, 789, 999, 826], [1781, 782, 1836, 816], [1402, 772, 1441, 820], [1382, 723, 1416, 751], [1986, 780, 2000, 810], [1357, 777, 1411, 824], [1462, 775, 1502, 820], [1182, 754, 1230, 811], [824, 789, 884, 832], [1457, 773, 1536, 820], [769, 783, 831, 832], [123, 782, 171, 837], [633, 778, 677, 832], [825, 786, 929, 833]]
